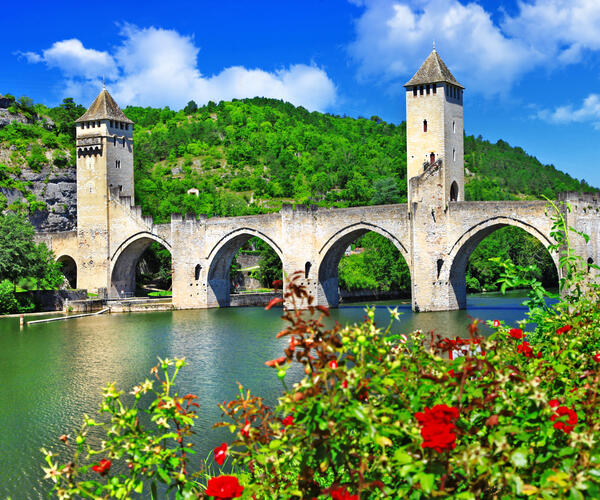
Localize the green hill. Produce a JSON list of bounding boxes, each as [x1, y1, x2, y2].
[[0, 95, 595, 295]]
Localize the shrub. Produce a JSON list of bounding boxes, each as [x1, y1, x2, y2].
[[0, 279, 18, 314]]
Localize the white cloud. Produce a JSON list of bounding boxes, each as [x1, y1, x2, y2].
[[349, 0, 600, 95], [538, 94, 600, 130], [22, 39, 118, 80], [21, 26, 337, 112]]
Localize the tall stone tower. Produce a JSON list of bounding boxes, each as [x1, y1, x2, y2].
[[404, 48, 464, 204], [74, 89, 134, 293]]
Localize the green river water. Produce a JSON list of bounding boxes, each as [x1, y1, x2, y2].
[[0, 291, 534, 498]]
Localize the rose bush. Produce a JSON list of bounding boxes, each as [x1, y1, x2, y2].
[[44, 203, 600, 498]]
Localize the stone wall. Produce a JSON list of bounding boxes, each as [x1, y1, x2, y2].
[[230, 291, 282, 307], [16, 289, 87, 312]]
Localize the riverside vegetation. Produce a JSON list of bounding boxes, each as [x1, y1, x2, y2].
[[0, 94, 592, 299], [42, 204, 600, 498]]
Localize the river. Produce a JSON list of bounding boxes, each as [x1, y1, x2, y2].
[[0, 291, 534, 498]]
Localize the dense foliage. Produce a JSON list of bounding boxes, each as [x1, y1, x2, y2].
[[42, 206, 600, 497], [0, 213, 63, 313]]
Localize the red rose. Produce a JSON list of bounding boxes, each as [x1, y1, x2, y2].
[[517, 341, 535, 358], [594, 353, 600, 363], [329, 359, 338, 369], [549, 399, 560, 408], [282, 415, 294, 427], [330, 486, 359, 500], [493, 320, 501, 328], [214, 442, 228, 466], [204, 475, 244, 499], [241, 418, 251, 438], [556, 325, 572, 335], [509, 328, 524, 339], [550, 406, 578, 434], [341, 379, 348, 389], [91, 458, 111, 476], [415, 404, 459, 453]]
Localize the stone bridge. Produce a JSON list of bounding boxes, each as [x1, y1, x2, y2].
[[35, 188, 600, 312], [33, 51, 600, 312]]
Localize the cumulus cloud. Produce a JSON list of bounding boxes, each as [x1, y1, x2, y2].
[[21, 39, 118, 80], [538, 94, 600, 130], [349, 0, 600, 95], [21, 25, 337, 111]]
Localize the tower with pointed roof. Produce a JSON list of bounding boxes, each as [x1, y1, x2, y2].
[[404, 48, 464, 204], [74, 88, 135, 292]]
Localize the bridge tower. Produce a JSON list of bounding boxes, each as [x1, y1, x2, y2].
[[404, 48, 464, 204], [74, 89, 134, 293]]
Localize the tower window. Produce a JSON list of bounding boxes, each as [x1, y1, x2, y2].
[[413, 87, 417, 97], [426, 85, 430, 95], [453, 121, 456, 133], [125, 124, 129, 131], [115, 160, 121, 169], [110, 120, 113, 128], [453, 148, 456, 162], [120, 122, 124, 130], [113, 136, 116, 146], [420, 86, 424, 96], [430, 152, 435, 165], [433, 83, 436, 94], [423, 119, 427, 132], [122, 137, 126, 147]]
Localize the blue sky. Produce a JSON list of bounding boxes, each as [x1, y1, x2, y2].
[[2, 0, 600, 186]]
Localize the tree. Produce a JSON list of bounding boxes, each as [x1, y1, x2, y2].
[[0, 213, 37, 289], [183, 100, 198, 115]]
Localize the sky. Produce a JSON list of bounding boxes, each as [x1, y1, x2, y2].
[[1, 0, 600, 186]]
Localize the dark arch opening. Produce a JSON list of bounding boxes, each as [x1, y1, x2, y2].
[[208, 235, 282, 307], [450, 225, 558, 309], [450, 181, 459, 201], [319, 230, 410, 308], [111, 238, 172, 298], [195, 264, 202, 281], [57, 255, 77, 289], [305, 261, 312, 279]]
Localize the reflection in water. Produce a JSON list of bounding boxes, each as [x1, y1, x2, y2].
[[0, 290, 533, 498]]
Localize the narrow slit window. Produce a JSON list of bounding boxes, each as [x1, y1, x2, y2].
[[413, 87, 417, 97], [113, 136, 117, 146], [426, 85, 430, 95], [423, 119, 427, 132], [122, 137, 126, 147], [420, 85, 424, 96], [115, 160, 121, 169]]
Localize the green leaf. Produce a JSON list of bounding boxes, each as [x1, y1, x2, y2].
[[418, 473, 435, 494]]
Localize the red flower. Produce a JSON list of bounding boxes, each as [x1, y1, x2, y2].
[[241, 418, 251, 438], [204, 475, 244, 499], [509, 328, 524, 339], [341, 379, 348, 389], [493, 320, 501, 328], [91, 458, 111, 476], [214, 443, 228, 466], [517, 341, 534, 358], [282, 415, 294, 427], [265, 356, 286, 367], [549, 399, 560, 408], [415, 404, 459, 453], [550, 406, 578, 434], [329, 359, 338, 369], [556, 325, 572, 335], [330, 486, 359, 500], [594, 353, 600, 363], [265, 297, 284, 310]]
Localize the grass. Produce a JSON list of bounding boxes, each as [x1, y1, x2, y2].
[[148, 290, 173, 297]]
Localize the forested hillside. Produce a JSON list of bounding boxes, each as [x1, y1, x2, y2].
[[0, 94, 594, 295]]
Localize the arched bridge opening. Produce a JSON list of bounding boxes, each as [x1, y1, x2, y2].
[[110, 233, 172, 298], [317, 224, 411, 308], [56, 255, 77, 289], [207, 230, 283, 307], [449, 219, 559, 309]]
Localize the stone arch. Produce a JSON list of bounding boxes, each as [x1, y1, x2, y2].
[[206, 228, 283, 307], [110, 232, 172, 298], [56, 254, 77, 289], [317, 222, 411, 308], [448, 217, 559, 309]]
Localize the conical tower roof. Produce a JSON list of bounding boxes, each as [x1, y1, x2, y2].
[[75, 89, 133, 124], [404, 49, 463, 88]]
